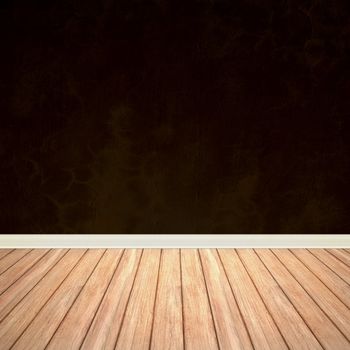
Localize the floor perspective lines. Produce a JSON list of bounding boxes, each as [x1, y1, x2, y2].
[[0, 248, 349, 349]]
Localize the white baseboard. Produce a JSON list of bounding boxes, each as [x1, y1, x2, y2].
[[0, 234, 349, 248]]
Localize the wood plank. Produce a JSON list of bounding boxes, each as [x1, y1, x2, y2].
[[327, 249, 350, 267], [0, 249, 86, 350], [0, 249, 67, 322], [181, 249, 219, 350], [0, 250, 31, 274], [0, 250, 13, 261], [0, 249, 49, 294], [115, 249, 161, 350], [45, 249, 121, 349], [81, 249, 142, 350], [199, 249, 253, 349], [256, 249, 350, 350], [150, 249, 184, 350], [273, 249, 350, 340], [218, 249, 288, 350], [12, 249, 108, 350], [309, 249, 350, 284], [291, 249, 350, 306], [0, 248, 349, 349], [237, 249, 322, 350]]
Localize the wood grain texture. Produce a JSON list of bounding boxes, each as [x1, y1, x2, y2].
[[0, 250, 13, 261], [218, 249, 288, 350], [256, 249, 350, 350], [151, 249, 184, 350], [200, 249, 253, 349], [0, 249, 67, 322], [309, 249, 350, 284], [0, 249, 49, 294], [47, 249, 121, 350], [0, 249, 349, 350], [115, 249, 161, 350], [0, 249, 86, 350], [181, 249, 219, 350], [81, 249, 142, 350], [291, 249, 350, 306], [237, 249, 323, 350], [273, 249, 350, 340], [12, 249, 107, 350], [0, 250, 31, 274], [327, 249, 350, 267]]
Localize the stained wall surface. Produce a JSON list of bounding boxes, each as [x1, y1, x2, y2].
[[2, 0, 350, 233]]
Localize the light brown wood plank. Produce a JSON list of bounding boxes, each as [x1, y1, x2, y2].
[[0, 249, 49, 294], [256, 249, 350, 350], [0, 250, 31, 274], [327, 249, 350, 267], [218, 249, 288, 350], [81, 249, 142, 350], [237, 249, 322, 350], [0, 249, 67, 322], [273, 249, 350, 340], [0, 248, 349, 349], [12, 249, 108, 350], [181, 249, 219, 350], [46, 249, 122, 350], [150, 249, 184, 350], [309, 249, 350, 284], [291, 249, 350, 306], [200, 249, 253, 349], [0, 249, 86, 350], [115, 249, 161, 350], [0, 250, 13, 261]]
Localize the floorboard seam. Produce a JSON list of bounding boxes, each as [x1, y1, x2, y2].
[[270, 249, 350, 343], [0, 249, 69, 324], [236, 249, 291, 350], [41, 249, 100, 350], [113, 249, 144, 350], [0, 250, 33, 276], [197, 249, 221, 350], [306, 249, 350, 286], [79, 249, 126, 350], [216, 249, 255, 350], [289, 249, 350, 310], [253, 249, 325, 350]]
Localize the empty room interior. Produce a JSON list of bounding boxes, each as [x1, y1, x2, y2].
[[2, 0, 350, 349]]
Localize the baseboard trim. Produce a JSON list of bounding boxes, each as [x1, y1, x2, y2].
[[0, 234, 349, 248]]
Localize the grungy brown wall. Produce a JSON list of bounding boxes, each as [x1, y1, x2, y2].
[[2, 0, 350, 233]]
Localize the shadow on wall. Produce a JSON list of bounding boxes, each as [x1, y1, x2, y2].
[[2, 0, 350, 233]]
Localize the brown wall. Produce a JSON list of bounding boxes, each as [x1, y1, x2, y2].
[[2, 0, 350, 233]]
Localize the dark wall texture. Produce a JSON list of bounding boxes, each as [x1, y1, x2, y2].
[[2, 0, 350, 233]]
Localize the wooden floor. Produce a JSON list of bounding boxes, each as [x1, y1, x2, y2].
[[0, 249, 349, 349]]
